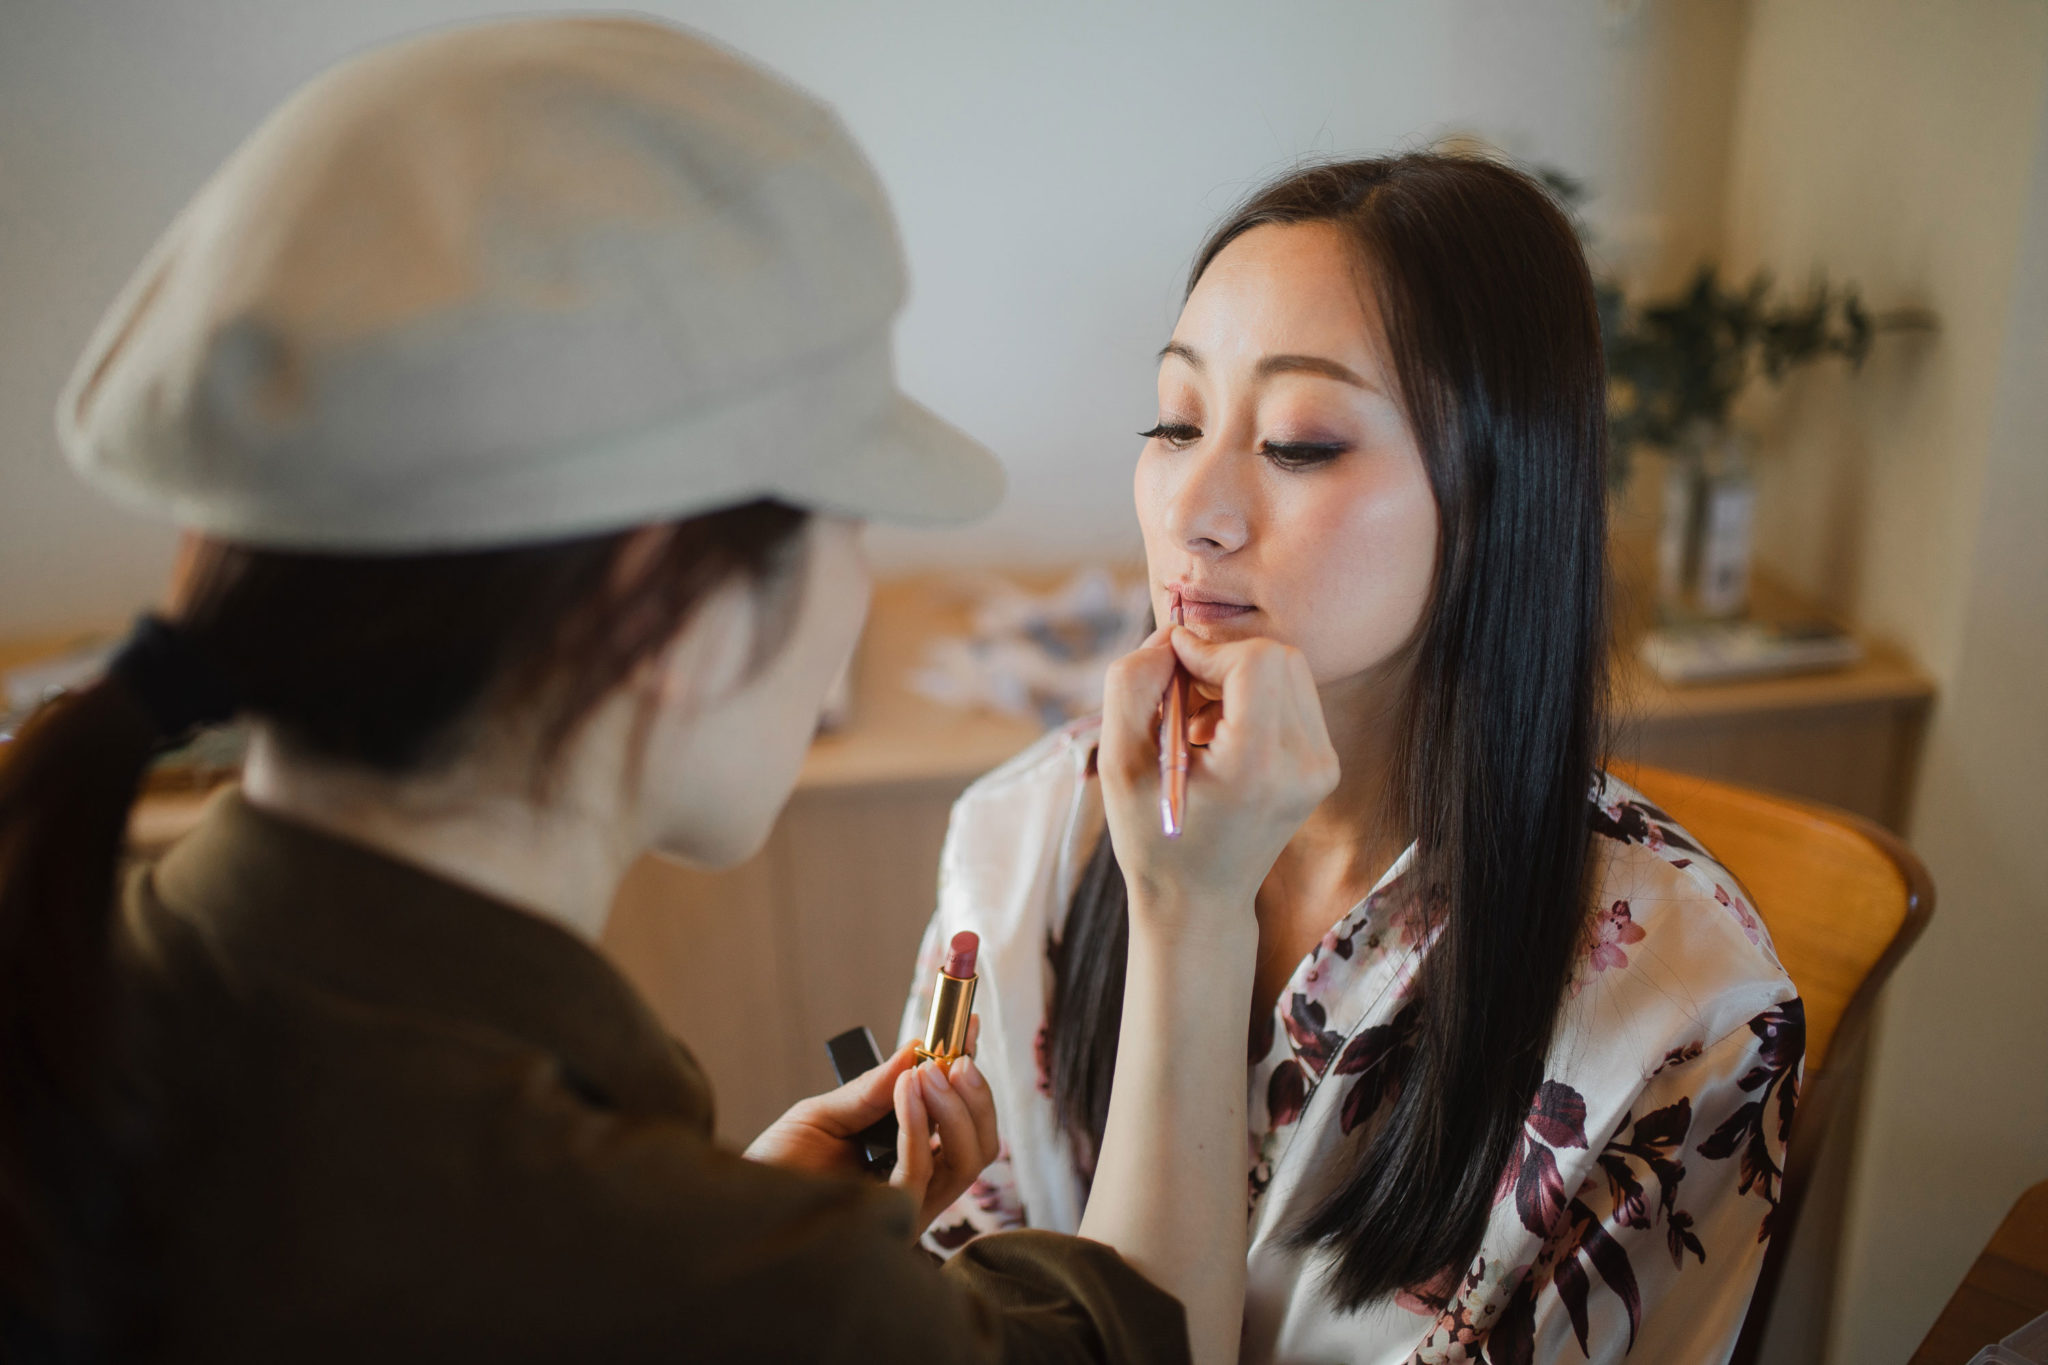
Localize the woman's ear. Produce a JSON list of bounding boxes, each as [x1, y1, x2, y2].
[[645, 574, 758, 718]]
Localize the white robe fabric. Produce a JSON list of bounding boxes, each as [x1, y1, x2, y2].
[[902, 719, 1802, 1365]]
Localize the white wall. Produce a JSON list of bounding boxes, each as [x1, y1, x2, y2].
[[1719, 1, 2048, 1358], [1724, 0, 2048, 680], [1835, 121, 2048, 1354], [0, 0, 1750, 635]]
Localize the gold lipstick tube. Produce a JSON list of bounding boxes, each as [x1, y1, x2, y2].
[[916, 972, 977, 1065]]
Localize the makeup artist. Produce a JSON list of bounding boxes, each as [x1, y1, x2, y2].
[[0, 17, 1332, 1365]]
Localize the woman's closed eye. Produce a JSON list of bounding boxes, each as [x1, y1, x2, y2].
[[1140, 423, 1347, 471], [1259, 439, 1348, 471], [1139, 421, 1201, 449]]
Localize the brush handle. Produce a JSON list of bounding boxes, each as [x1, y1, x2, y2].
[[1160, 595, 1190, 838]]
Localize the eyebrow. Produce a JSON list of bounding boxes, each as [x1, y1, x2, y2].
[[1158, 341, 1374, 390]]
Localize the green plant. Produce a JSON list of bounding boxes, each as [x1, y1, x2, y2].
[[1536, 166, 1935, 488], [1603, 265, 1931, 478]]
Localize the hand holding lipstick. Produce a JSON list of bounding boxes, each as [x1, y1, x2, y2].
[[744, 1017, 998, 1239]]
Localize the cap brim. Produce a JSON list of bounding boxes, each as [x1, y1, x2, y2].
[[796, 393, 1005, 528], [66, 359, 1004, 552]]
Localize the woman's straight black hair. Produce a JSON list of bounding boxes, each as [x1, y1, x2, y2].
[[1046, 153, 1610, 1307]]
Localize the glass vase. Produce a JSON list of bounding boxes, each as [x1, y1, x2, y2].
[[1656, 422, 1757, 624]]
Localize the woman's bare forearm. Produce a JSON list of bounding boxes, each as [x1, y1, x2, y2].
[[1078, 905, 1257, 1365], [1084, 626, 1337, 1365]]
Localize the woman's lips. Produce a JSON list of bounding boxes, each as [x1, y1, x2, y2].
[[1168, 585, 1255, 626]]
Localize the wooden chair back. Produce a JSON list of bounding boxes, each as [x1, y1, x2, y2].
[[1610, 763, 1934, 1365]]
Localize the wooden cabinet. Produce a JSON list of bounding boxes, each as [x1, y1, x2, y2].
[[1616, 642, 1931, 831]]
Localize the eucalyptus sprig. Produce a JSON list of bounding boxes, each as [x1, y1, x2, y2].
[[1603, 264, 1934, 471], [1536, 163, 1935, 488]]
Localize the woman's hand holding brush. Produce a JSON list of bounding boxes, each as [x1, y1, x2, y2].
[[1099, 606, 1339, 940]]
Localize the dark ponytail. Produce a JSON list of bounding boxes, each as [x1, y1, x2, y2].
[[0, 499, 808, 1356], [0, 681, 165, 1359], [1047, 154, 1609, 1307], [2, 613, 264, 1357]]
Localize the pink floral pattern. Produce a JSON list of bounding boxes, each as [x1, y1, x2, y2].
[[925, 1141, 1029, 1248], [1580, 900, 1647, 986], [1714, 883, 1766, 947]]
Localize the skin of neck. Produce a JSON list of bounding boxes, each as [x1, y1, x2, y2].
[[1251, 651, 1415, 1010], [240, 694, 647, 942]]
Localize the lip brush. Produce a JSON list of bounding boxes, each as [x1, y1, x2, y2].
[[1160, 590, 1191, 838]]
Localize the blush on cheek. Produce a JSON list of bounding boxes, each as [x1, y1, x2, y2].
[[1133, 451, 1168, 532], [1281, 471, 1439, 684], [1133, 456, 1179, 576]]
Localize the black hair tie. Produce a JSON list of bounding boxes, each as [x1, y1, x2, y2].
[[107, 614, 241, 743]]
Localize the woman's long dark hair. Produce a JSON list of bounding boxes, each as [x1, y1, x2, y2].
[[1047, 154, 1609, 1308], [0, 500, 807, 1358]]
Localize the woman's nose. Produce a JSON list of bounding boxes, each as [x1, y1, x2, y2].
[[1163, 446, 1251, 559]]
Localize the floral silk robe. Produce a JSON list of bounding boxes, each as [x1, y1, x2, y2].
[[902, 720, 1803, 1365]]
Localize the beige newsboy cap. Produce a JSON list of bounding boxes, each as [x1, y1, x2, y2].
[[57, 15, 1003, 550]]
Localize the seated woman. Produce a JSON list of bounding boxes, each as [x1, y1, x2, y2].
[[903, 155, 1803, 1363]]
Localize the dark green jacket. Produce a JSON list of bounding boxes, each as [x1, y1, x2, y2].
[[116, 791, 1186, 1363]]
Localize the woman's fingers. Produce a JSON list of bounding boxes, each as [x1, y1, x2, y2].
[[740, 1038, 921, 1170], [1093, 620, 1339, 933], [950, 1053, 999, 1167], [857, 1040, 922, 1118], [890, 1068, 933, 1207], [1167, 630, 1288, 750], [915, 1057, 999, 1229], [1098, 627, 1180, 786], [802, 1040, 918, 1138], [919, 1059, 982, 1174], [1170, 632, 1333, 789]]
